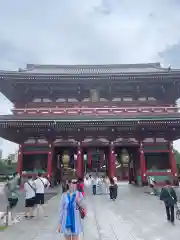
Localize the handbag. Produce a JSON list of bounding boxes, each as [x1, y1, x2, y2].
[[76, 192, 86, 219], [77, 204, 86, 219]]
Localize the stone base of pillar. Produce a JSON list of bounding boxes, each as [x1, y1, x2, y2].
[[173, 177, 179, 186], [141, 181, 148, 186]]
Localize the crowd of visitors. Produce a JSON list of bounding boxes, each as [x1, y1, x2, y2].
[[3, 172, 50, 223], [86, 174, 118, 200], [2, 170, 180, 233], [57, 174, 119, 240]]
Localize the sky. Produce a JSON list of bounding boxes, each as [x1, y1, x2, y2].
[[0, 0, 180, 157]]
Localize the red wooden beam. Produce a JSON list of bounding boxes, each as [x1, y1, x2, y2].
[[143, 143, 168, 146], [24, 143, 49, 146], [23, 151, 49, 155], [146, 171, 172, 176], [144, 150, 169, 153], [21, 172, 47, 177]]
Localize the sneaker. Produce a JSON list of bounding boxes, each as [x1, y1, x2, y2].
[[150, 192, 155, 195], [13, 218, 20, 224]]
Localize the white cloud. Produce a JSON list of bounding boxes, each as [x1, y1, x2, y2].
[[1, 0, 180, 156]]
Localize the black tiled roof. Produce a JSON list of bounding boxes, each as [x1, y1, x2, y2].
[[20, 63, 168, 74], [0, 114, 180, 122], [0, 63, 171, 75]]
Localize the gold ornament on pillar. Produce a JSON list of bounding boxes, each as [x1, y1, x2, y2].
[[62, 150, 70, 169]]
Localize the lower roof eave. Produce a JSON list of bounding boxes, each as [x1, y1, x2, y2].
[[0, 115, 180, 123]]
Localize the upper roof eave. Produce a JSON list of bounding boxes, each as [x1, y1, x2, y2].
[[0, 63, 178, 77]]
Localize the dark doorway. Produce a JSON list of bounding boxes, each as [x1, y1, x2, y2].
[[52, 146, 76, 185], [115, 146, 139, 182], [22, 154, 48, 173], [83, 147, 108, 177], [145, 152, 170, 170]]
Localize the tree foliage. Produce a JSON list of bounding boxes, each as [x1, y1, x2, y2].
[[174, 149, 180, 175], [0, 159, 17, 175]]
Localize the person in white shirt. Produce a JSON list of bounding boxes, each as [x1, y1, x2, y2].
[[104, 176, 110, 194], [149, 176, 157, 195], [113, 176, 117, 184], [24, 176, 36, 218], [34, 173, 50, 217], [90, 175, 97, 195], [97, 176, 103, 194]]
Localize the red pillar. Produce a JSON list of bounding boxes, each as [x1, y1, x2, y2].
[[140, 142, 147, 185], [47, 142, 53, 180], [17, 144, 23, 175], [169, 142, 178, 184], [108, 143, 116, 178], [76, 144, 83, 179], [87, 148, 92, 169]]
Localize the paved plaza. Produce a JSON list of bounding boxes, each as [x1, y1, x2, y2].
[[1, 183, 180, 240], [0, 184, 60, 218]]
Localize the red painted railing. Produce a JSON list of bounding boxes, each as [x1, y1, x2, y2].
[[12, 106, 178, 116]]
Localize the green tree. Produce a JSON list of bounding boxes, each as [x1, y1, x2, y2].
[[174, 149, 180, 175], [0, 159, 17, 176]]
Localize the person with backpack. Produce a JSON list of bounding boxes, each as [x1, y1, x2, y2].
[[24, 176, 36, 219], [160, 180, 177, 225], [34, 173, 50, 218]]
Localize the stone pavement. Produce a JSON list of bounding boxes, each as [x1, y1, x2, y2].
[[1, 183, 180, 240], [0, 182, 5, 194]]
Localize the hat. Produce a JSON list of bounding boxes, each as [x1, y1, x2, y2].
[[71, 179, 78, 184]]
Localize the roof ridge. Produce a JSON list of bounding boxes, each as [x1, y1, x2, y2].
[[25, 62, 163, 69]]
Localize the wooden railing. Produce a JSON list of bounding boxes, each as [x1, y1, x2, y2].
[[12, 106, 179, 116]]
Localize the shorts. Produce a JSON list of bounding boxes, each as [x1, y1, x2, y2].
[[25, 197, 35, 208], [8, 198, 18, 209], [36, 193, 44, 205]]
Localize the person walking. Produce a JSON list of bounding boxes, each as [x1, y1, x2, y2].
[[91, 175, 97, 195], [101, 176, 106, 194], [97, 176, 103, 195], [160, 180, 177, 225], [34, 173, 50, 218], [109, 178, 118, 201], [3, 175, 19, 224], [105, 176, 109, 194], [57, 180, 85, 240], [24, 176, 36, 219], [149, 176, 157, 195]]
